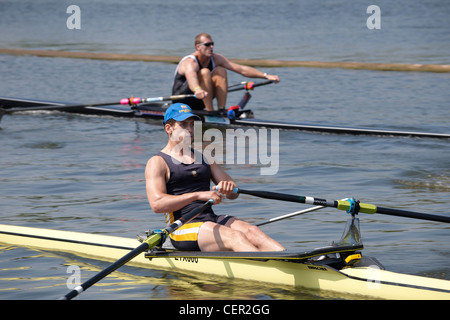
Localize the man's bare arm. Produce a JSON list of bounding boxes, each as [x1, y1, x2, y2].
[[210, 163, 239, 200], [146, 156, 221, 213]]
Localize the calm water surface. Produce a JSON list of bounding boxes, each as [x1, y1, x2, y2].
[[0, 0, 449, 300]]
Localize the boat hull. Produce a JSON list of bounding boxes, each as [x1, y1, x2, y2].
[[1, 224, 449, 299], [1, 96, 449, 139]]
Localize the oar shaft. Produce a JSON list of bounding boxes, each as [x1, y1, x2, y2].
[[61, 240, 154, 300], [3, 94, 196, 114], [60, 199, 214, 300], [139, 94, 196, 103], [228, 80, 273, 92], [3, 101, 119, 113], [255, 205, 325, 226], [235, 188, 450, 223], [336, 199, 450, 223], [237, 188, 337, 207], [165, 199, 214, 233], [376, 206, 450, 223]]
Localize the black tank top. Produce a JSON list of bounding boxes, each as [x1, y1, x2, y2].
[[157, 150, 217, 223], [172, 55, 215, 95]]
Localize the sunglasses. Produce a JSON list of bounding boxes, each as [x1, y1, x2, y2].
[[199, 42, 214, 47]]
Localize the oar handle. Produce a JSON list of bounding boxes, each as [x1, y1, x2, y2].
[[234, 188, 307, 203]]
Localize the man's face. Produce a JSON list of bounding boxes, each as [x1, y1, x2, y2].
[[197, 36, 214, 57], [169, 118, 195, 145]]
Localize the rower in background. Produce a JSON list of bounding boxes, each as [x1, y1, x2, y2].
[[172, 33, 280, 111]]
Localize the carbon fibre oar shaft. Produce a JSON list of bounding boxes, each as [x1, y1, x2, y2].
[[235, 188, 450, 223], [59, 199, 214, 300], [1, 94, 196, 114]]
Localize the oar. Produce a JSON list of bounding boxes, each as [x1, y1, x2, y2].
[[228, 80, 274, 93], [224, 80, 274, 114], [254, 198, 349, 226], [59, 199, 214, 300], [255, 205, 325, 226], [213, 184, 324, 226], [0, 94, 196, 120], [234, 188, 450, 223]]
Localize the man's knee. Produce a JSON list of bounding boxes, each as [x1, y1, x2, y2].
[[212, 66, 227, 78], [198, 67, 212, 79], [247, 225, 262, 236], [245, 225, 267, 242], [212, 67, 227, 77], [228, 229, 249, 246]]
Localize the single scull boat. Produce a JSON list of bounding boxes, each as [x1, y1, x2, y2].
[[1, 212, 449, 299], [0, 81, 448, 139]]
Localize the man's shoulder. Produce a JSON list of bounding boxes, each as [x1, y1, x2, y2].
[[212, 53, 227, 64], [146, 153, 169, 175], [147, 153, 167, 166], [179, 54, 198, 65], [178, 54, 199, 73]]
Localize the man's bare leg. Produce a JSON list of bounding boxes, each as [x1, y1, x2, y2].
[[198, 68, 215, 111], [197, 218, 285, 252], [226, 218, 285, 251], [211, 67, 228, 109], [197, 67, 228, 111], [198, 221, 259, 252]]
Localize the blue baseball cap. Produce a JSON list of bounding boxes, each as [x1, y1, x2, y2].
[[163, 103, 201, 124]]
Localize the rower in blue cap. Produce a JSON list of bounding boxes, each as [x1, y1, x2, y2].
[[144, 103, 285, 252], [162, 103, 201, 125]]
